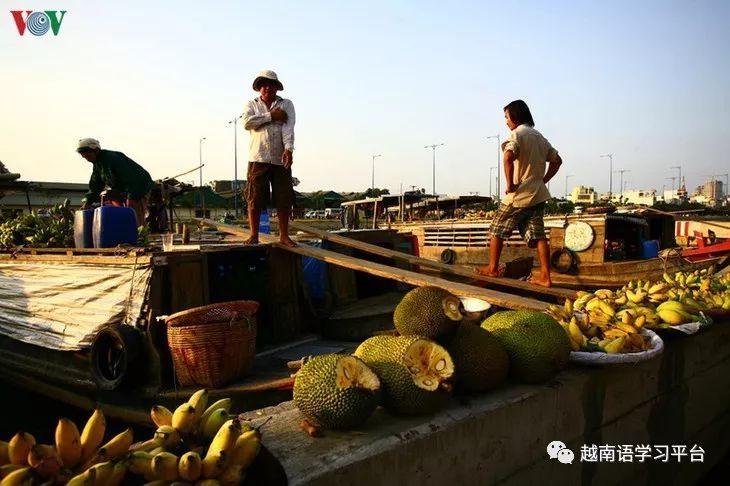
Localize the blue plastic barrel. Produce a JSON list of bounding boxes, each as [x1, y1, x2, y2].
[[301, 241, 328, 300], [641, 240, 660, 259], [260, 209, 270, 234], [92, 206, 138, 248], [73, 209, 95, 248]]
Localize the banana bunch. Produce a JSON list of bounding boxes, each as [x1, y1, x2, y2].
[[124, 389, 262, 485], [0, 407, 134, 486], [547, 302, 652, 354]]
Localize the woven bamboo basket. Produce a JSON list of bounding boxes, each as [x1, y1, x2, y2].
[[165, 300, 259, 388]]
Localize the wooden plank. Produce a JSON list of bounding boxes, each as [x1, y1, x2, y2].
[[200, 220, 551, 311], [287, 221, 576, 300]]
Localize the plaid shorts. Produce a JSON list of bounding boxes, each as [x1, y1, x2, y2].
[[489, 202, 547, 248]]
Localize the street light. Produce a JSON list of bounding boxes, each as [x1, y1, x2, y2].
[[489, 166, 497, 199], [486, 135, 501, 203], [199, 137, 206, 216], [600, 154, 613, 200], [613, 169, 630, 202], [228, 116, 242, 217], [424, 143, 444, 195], [371, 154, 382, 191], [666, 176, 677, 191], [565, 174, 574, 199]]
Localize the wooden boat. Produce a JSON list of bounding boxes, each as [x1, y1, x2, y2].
[[392, 212, 724, 289], [0, 226, 555, 425]]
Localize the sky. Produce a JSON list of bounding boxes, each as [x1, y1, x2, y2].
[[2, 0, 729, 198]]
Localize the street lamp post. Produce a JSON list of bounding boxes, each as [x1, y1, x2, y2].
[[199, 137, 206, 216], [613, 169, 630, 202], [666, 176, 677, 191], [600, 154, 613, 200], [371, 154, 382, 191], [228, 116, 242, 217], [565, 174, 574, 199], [489, 166, 497, 199], [424, 143, 444, 195], [486, 135, 501, 203]]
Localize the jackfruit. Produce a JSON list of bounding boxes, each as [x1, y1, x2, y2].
[[481, 310, 570, 384], [354, 335, 454, 416], [293, 354, 381, 429], [447, 323, 509, 392], [393, 286, 463, 341]]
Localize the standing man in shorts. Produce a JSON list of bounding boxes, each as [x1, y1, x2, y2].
[[477, 100, 562, 287], [243, 70, 296, 247]]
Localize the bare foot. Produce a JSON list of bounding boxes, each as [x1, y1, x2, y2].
[[279, 236, 297, 248], [530, 277, 552, 287], [475, 266, 500, 277], [242, 236, 259, 245]]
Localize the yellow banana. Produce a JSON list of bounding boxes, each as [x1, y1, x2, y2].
[[585, 298, 603, 311], [150, 405, 173, 428], [207, 419, 242, 458], [598, 301, 616, 317], [80, 408, 106, 463], [178, 451, 202, 482], [613, 294, 628, 306], [564, 299, 573, 315], [128, 451, 155, 477], [27, 445, 61, 479], [129, 438, 159, 453], [615, 322, 639, 335], [603, 328, 628, 339], [0, 464, 27, 479], [634, 315, 646, 329], [196, 480, 223, 486], [107, 461, 127, 486], [604, 337, 625, 354], [199, 399, 232, 429], [657, 309, 689, 326], [187, 389, 209, 424], [66, 468, 96, 486], [663, 273, 676, 285], [657, 300, 686, 313], [56, 418, 82, 469], [594, 289, 614, 299], [98, 428, 134, 461], [627, 290, 647, 304], [8, 432, 36, 465], [648, 282, 668, 294], [201, 453, 228, 480], [154, 426, 181, 449], [89, 461, 114, 486], [202, 409, 231, 441], [620, 311, 634, 326], [567, 319, 584, 347], [172, 403, 197, 434], [0, 466, 33, 486], [228, 429, 261, 469], [151, 452, 179, 481]]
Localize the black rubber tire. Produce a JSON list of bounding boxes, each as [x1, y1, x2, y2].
[[441, 248, 457, 264], [550, 248, 576, 273], [90, 324, 144, 391]]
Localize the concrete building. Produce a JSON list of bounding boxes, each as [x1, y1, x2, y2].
[[620, 189, 657, 206], [568, 186, 598, 204]]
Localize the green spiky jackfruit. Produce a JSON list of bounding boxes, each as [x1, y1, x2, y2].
[[354, 335, 454, 416], [447, 323, 509, 392], [293, 354, 381, 429], [393, 286, 463, 341], [481, 310, 570, 384]]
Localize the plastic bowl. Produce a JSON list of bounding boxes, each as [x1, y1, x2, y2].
[[460, 297, 492, 322]]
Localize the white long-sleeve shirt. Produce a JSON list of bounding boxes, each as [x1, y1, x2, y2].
[[243, 96, 295, 165]]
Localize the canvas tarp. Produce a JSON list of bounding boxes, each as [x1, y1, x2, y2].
[[0, 259, 152, 351]]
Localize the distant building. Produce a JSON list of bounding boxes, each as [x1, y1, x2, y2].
[[569, 186, 598, 205], [663, 190, 680, 204], [0, 181, 87, 218], [621, 189, 656, 206]]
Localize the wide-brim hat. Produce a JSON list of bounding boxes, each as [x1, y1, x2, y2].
[[252, 70, 284, 91]]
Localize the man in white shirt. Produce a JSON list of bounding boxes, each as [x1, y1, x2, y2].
[[243, 70, 296, 247]]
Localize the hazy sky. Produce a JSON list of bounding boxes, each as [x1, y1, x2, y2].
[[2, 0, 729, 197]]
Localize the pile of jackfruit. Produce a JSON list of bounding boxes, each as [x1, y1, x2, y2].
[[293, 287, 572, 434], [0, 390, 260, 485]]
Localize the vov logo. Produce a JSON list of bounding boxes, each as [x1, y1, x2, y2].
[[11, 10, 67, 36]]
